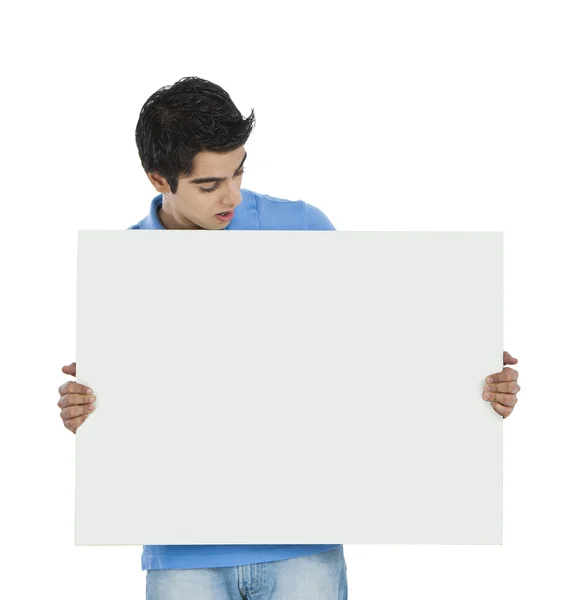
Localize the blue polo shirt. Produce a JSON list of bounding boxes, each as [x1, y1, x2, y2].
[[129, 187, 341, 570]]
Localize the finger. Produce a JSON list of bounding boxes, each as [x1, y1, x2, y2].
[[62, 362, 77, 376], [483, 392, 518, 407], [491, 401, 513, 418], [483, 381, 521, 394], [58, 380, 93, 398], [64, 414, 90, 433], [61, 402, 95, 421], [486, 366, 518, 384], [58, 391, 96, 409]]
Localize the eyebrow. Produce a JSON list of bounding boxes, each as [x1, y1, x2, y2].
[[189, 152, 248, 184]]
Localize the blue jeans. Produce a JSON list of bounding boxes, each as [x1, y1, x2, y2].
[[146, 546, 348, 599]]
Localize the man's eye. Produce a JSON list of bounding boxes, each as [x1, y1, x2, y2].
[[200, 167, 245, 194]]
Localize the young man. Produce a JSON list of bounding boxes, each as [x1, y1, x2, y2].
[[58, 76, 349, 600], [58, 76, 521, 599]]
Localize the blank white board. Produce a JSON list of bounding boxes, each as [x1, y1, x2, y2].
[[75, 231, 503, 546]]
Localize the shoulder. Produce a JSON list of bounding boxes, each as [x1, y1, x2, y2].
[[303, 202, 336, 231], [249, 189, 335, 231]]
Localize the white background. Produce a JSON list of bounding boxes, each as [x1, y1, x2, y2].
[[1, 1, 578, 598]]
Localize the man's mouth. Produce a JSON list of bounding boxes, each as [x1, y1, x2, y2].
[[215, 210, 234, 221]]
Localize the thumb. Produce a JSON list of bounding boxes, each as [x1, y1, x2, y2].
[[62, 362, 77, 377], [503, 351, 518, 364]]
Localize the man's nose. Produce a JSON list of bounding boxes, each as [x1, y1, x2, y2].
[[225, 184, 241, 207]]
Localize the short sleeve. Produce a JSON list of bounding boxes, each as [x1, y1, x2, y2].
[[305, 203, 336, 231]]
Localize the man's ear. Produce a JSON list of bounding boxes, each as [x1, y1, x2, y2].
[[146, 171, 171, 194]]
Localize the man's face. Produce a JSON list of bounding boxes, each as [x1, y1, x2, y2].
[[148, 146, 247, 230]]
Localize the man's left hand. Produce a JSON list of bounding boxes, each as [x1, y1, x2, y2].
[[482, 351, 520, 418]]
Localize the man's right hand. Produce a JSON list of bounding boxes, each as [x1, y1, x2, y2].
[[58, 362, 96, 434]]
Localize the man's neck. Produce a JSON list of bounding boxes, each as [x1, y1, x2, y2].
[[158, 198, 202, 230]]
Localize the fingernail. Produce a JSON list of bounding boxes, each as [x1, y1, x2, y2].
[[87, 388, 93, 394], [486, 377, 493, 383]]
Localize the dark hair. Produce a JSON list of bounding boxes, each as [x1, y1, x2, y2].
[[135, 76, 256, 194]]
